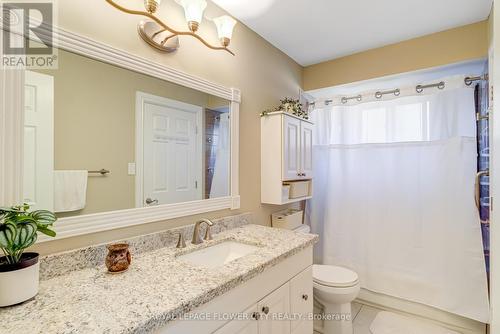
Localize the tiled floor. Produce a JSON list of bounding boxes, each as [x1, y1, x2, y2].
[[352, 303, 381, 334], [314, 301, 381, 334]]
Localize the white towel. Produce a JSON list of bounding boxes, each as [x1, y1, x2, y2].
[[54, 170, 88, 213]]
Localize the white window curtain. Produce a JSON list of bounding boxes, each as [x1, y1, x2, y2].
[[307, 77, 490, 323]]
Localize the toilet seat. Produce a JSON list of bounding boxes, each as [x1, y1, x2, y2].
[[313, 264, 359, 288]]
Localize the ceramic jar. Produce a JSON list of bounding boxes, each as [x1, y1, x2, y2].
[[105, 243, 131, 273]]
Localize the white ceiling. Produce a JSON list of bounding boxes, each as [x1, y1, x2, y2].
[[211, 0, 493, 66]]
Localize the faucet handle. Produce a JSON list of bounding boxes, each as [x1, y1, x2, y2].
[[204, 225, 213, 241], [176, 232, 186, 248]]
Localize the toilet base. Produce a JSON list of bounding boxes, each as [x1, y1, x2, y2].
[[322, 302, 353, 334]]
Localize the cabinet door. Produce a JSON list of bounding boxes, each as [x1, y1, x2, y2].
[[258, 282, 291, 334], [283, 115, 301, 180], [300, 121, 313, 179], [290, 266, 313, 334], [214, 304, 259, 334]]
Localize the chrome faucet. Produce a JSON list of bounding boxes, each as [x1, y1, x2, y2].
[[192, 219, 214, 245]]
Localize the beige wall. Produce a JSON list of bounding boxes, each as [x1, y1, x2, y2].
[[303, 21, 489, 91], [32, 0, 302, 254], [36, 49, 217, 217]]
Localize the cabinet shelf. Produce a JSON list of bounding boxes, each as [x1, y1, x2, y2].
[[276, 196, 312, 205]]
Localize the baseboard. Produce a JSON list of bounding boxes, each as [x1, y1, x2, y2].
[[356, 288, 486, 334]]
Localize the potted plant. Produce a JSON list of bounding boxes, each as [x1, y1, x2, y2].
[[260, 97, 309, 120], [0, 204, 56, 307]]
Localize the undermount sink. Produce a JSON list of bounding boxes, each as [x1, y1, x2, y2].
[[178, 241, 260, 268]]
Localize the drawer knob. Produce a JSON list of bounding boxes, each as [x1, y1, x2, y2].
[[252, 312, 261, 320], [302, 294, 309, 301], [262, 306, 270, 314]]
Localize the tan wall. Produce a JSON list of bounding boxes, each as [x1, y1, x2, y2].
[[303, 21, 489, 91], [36, 50, 215, 217], [32, 0, 302, 254]]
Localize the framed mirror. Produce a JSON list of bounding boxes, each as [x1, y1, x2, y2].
[[0, 25, 240, 241]]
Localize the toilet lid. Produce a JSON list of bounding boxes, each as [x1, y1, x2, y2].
[[313, 264, 359, 287]]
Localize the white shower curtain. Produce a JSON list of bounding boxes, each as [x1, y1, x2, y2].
[[308, 80, 490, 323]]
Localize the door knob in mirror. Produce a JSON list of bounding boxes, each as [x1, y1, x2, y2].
[[145, 198, 159, 205]]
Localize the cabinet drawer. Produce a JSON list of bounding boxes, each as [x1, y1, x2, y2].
[[214, 304, 259, 334], [290, 266, 313, 333]]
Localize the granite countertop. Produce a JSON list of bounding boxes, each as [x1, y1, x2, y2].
[[0, 224, 317, 334]]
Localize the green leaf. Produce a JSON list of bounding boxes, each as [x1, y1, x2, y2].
[[30, 210, 57, 226], [15, 222, 37, 249], [37, 226, 56, 238], [23, 233, 37, 249], [0, 222, 17, 249]]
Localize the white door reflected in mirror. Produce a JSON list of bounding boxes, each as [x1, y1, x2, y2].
[[141, 93, 202, 206], [23, 71, 54, 211]]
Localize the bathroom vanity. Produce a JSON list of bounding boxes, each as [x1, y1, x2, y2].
[[165, 244, 313, 334], [0, 217, 317, 334]]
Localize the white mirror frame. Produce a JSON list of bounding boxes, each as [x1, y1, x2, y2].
[[0, 24, 240, 242]]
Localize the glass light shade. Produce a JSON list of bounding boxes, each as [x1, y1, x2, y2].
[[175, 0, 207, 24], [213, 15, 237, 40]]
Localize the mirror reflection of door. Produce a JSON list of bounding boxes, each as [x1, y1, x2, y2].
[[23, 71, 54, 211], [139, 93, 202, 206]]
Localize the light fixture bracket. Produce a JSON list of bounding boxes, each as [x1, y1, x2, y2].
[[105, 0, 235, 56], [138, 21, 180, 53]]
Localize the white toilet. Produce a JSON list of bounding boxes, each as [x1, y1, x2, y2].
[[313, 265, 360, 334], [287, 223, 361, 334]]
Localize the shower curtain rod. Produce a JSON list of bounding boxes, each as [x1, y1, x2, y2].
[[311, 74, 488, 107]]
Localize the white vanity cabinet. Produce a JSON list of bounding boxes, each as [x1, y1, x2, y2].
[[214, 304, 259, 334], [162, 247, 313, 334], [257, 283, 291, 334], [216, 283, 291, 334], [289, 266, 313, 334], [215, 270, 311, 334], [261, 112, 313, 204]]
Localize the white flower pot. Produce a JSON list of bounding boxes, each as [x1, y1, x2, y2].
[[0, 253, 39, 307]]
